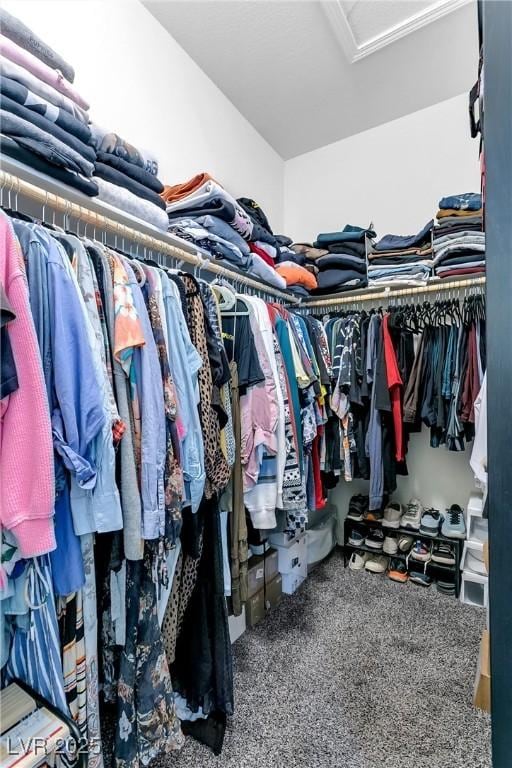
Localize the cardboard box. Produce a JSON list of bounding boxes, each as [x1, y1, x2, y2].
[[263, 573, 282, 610], [247, 550, 280, 598], [245, 573, 283, 628], [473, 629, 491, 713]]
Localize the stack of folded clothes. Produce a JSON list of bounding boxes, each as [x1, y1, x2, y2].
[[308, 225, 373, 295], [368, 220, 434, 286], [161, 174, 292, 289], [0, 9, 97, 196], [433, 193, 485, 279], [89, 124, 168, 231]]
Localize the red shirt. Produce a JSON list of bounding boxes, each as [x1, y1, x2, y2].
[[382, 314, 405, 462]]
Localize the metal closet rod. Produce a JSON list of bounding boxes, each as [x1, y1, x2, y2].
[[301, 276, 486, 309], [0, 169, 300, 304]]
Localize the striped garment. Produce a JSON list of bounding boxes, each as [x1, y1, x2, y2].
[[5, 556, 68, 715]]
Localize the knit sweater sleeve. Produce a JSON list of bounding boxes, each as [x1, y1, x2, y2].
[[0, 217, 55, 556]]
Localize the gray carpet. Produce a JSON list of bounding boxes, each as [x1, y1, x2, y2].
[[166, 549, 491, 768]]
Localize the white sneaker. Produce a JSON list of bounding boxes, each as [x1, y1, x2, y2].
[[382, 502, 404, 529], [401, 498, 424, 530], [365, 555, 389, 574], [349, 550, 370, 571], [383, 535, 398, 555]]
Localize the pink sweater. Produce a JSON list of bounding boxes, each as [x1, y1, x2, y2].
[[0, 34, 89, 111], [0, 215, 55, 556]]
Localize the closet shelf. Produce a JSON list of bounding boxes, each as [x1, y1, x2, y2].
[[0, 162, 300, 304], [300, 275, 485, 310]]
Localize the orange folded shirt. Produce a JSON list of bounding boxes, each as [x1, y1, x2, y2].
[[161, 172, 216, 204], [275, 262, 318, 290]]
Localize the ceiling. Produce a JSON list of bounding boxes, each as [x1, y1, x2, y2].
[[144, 0, 478, 159]]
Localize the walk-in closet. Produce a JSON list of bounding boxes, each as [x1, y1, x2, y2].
[[0, 1, 510, 767]]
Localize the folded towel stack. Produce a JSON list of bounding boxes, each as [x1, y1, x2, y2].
[[433, 193, 485, 279], [0, 10, 97, 196], [367, 220, 434, 287]]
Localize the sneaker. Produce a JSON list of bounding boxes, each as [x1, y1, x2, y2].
[[365, 554, 389, 574], [348, 529, 365, 547], [349, 550, 370, 571], [397, 534, 414, 553], [383, 534, 398, 555], [437, 578, 456, 594], [387, 558, 408, 583], [409, 540, 432, 563], [364, 508, 384, 522], [401, 498, 423, 530], [347, 494, 368, 521], [441, 505, 466, 539], [365, 529, 385, 550], [420, 508, 442, 537], [409, 571, 433, 587], [432, 542, 455, 565], [383, 502, 404, 529]]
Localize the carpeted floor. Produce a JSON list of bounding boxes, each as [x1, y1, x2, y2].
[[164, 549, 491, 768]]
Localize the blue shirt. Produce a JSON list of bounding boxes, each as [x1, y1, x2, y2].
[[160, 273, 205, 513]]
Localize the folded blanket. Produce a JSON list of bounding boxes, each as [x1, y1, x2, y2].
[[439, 192, 482, 211], [94, 163, 166, 209], [96, 177, 168, 231], [0, 134, 98, 197], [89, 123, 158, 176], [0, 34, 88, 110], [0, 8, 75, 83]]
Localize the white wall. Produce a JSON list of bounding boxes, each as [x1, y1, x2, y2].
[[284, 94, 480, 241], [284, 94, 480, 530], [2, 0, 284, 230]]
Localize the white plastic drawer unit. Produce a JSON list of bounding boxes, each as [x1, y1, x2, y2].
[[273, 535, 307, 575]]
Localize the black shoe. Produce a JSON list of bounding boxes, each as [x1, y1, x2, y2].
[[347, 494, 368, 521], [431, 541, 456, 565], [365, 528, 384, 550]]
